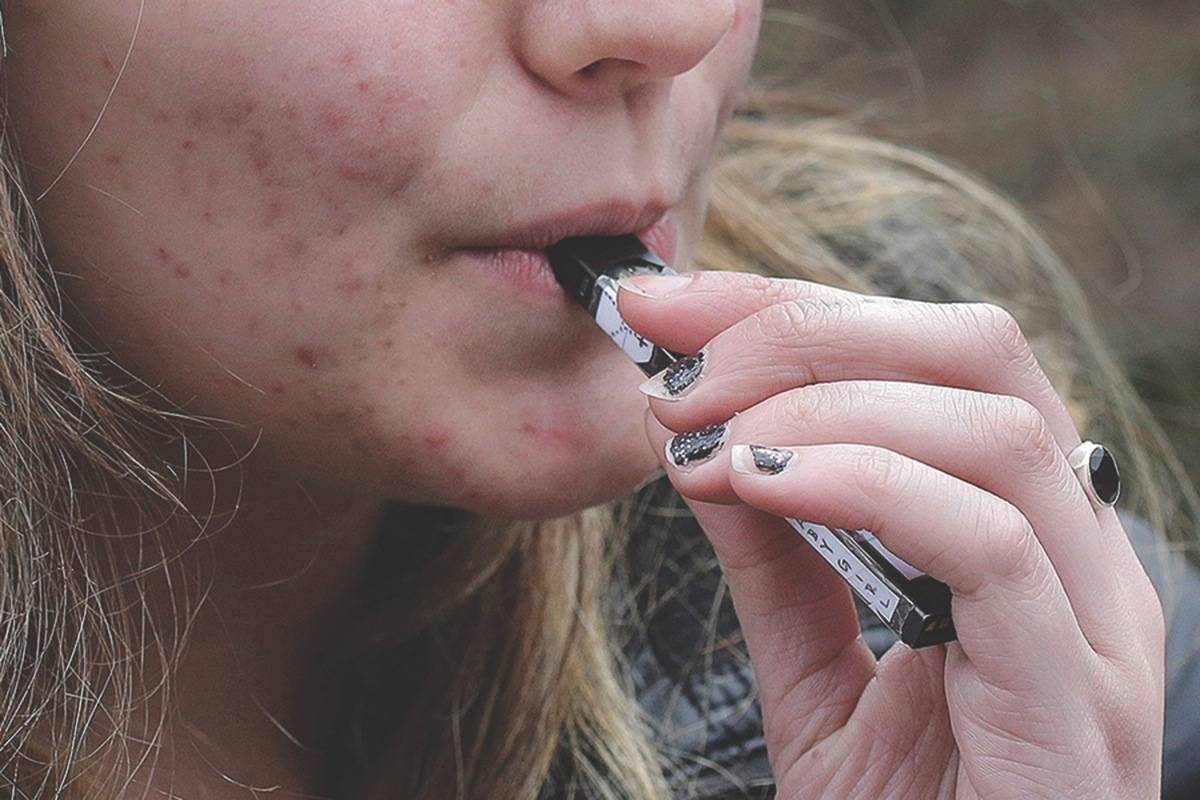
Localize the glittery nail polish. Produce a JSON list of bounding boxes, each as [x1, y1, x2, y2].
[[748, 445, 793, 474], [666, 421, 729, 469], [640, 350, 707, 400]]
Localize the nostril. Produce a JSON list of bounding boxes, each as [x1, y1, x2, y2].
[[578, 57, 640, 79]]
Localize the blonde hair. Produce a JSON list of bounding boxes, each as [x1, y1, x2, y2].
[[3, 22, 1197, 800]]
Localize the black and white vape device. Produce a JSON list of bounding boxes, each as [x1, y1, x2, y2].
[[547, 234, 957, 649]]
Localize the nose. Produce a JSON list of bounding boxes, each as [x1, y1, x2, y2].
[[516, 0, 737, 99]]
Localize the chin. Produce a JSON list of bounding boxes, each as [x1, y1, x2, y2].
[[439, 434, 661, 521]]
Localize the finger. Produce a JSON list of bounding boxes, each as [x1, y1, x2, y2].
[[623, 278, 1081, 458], [644, 381, 1142, 658], [641, 408, 880, 753], [725, 441, 1098, 678]]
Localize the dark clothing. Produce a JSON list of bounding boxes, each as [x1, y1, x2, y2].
[[622, 485, 1200, 798]]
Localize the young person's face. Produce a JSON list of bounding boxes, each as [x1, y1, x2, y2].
[[6, 1, 762, 518]]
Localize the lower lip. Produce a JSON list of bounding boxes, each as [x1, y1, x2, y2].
[[456, 214, 678, 299]]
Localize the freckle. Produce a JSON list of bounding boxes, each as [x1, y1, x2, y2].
[[180, 139, 196, 151], [75, 111, 87, 124], [357, 80, 370, 93], [205, 169, 222, 189], [156, 247, 171, 264], [335, 277, 363, 294], [98, 54, 115, 72], [337, 49, 359, 66], [269, 381, 286, 395], [283, 416, 301, 429], [217, 269, 234, 286], [520, 422, 538, 436], [247, 314, 264, 333], [295, 345, 319, 369], [202, 208, 216, 224], [383, 337, 395, 348], [104, 153, 123, 167], [174, 262, 192, 278], [153, 109, 170, 123], [334, 224, 349, 237]]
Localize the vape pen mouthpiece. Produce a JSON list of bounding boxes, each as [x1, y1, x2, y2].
[[547, 234, 682, 376]]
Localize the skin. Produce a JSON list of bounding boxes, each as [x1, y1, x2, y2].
[[620, 272, 1165, 797], [4, 0, 1165, 798], [6, 0, 761, 796]]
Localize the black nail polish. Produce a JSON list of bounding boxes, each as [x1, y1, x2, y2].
[[663, 351, 706, 396], [748, 445, 793, 474], [668, 421, 729, 468]]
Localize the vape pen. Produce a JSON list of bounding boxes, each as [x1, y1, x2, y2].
[[547, 234, 956, 649]]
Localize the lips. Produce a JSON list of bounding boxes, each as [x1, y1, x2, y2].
[[460, 199, 672, 252], [456, 211, 678, 299]]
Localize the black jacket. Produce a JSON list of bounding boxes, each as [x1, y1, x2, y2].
[[622, 482, 1200, 799]]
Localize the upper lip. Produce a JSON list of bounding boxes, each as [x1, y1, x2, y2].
[[461, 199, 669, 251]]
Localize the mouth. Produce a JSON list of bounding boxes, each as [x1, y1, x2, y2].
[[453, 200, 679, 298]]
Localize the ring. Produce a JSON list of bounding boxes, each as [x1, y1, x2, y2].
[[1067, 440, 1121, 508]]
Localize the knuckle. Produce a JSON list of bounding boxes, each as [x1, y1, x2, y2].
[[748, 300, 814, 345], [992, 394, 1060, 473], [981, 502, 1046, 588], [736, 272, 809, 313], [967, 301, 1038, 371], [852, 446, 916, 508]]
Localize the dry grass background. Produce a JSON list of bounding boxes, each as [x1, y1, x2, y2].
[[756, 0, 1200, 488]]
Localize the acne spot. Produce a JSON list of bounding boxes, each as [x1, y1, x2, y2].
[[518, 421, 585, 448], [335, 277, 363, 294], [217, 269, 235, 286], [295, 345, 319, 369], [357, 80, 371, 94], [423, 426, 451, 449], [180, 140, 196, 151], [174, 262, 193, 279], [337, 49, 359, 67]]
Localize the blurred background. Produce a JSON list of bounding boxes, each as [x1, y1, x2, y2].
[[753, 0, 1199, 489]]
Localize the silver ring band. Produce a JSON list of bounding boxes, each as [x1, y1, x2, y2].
[[1067, 440, 1121, 508]]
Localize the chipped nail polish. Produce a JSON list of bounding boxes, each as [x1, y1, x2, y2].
[[640, 350, 707, 400], [666, 420, 729, 470], [731, 444, 795, 475]]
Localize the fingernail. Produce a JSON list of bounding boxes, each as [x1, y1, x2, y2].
[[618, 273, 694, 299], [665, 420, 730, 471], [639, 350, 707, 400], [731, 444, 795, 475]]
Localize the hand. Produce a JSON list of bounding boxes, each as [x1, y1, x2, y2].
[[617, 271, 1165, 799]]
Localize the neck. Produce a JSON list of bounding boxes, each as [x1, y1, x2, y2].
[[97, 442, 393, 799]]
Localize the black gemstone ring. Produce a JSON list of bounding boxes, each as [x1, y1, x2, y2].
[[1067, 440, 1121, 508]]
